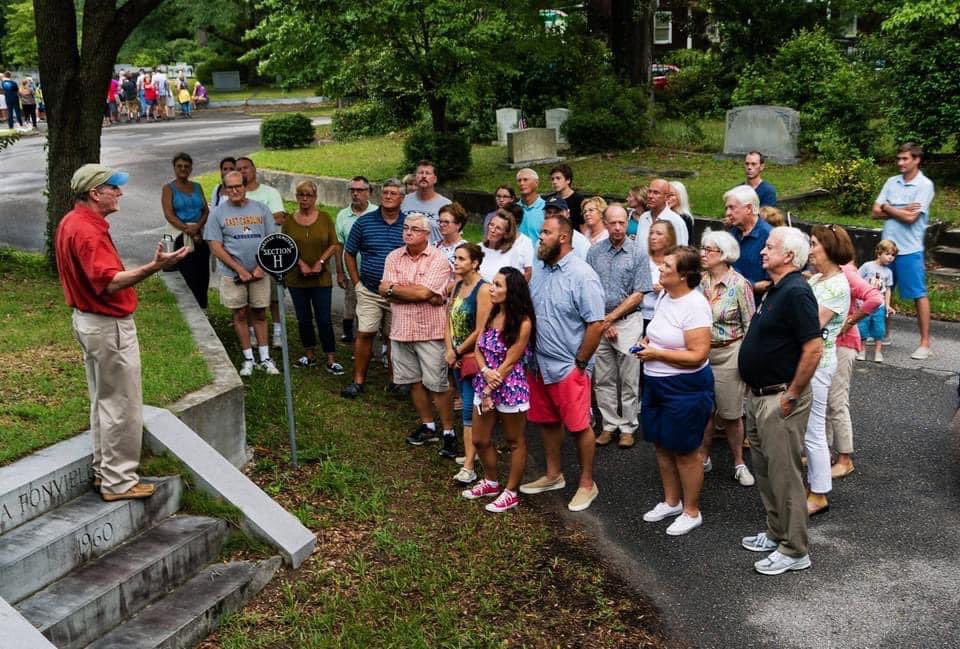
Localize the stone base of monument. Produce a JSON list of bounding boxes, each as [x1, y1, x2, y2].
[[507, 128, 564, 169], [0, 417, 314, 648]]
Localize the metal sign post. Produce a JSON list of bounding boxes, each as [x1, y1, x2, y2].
[[257, 233, 300, 468]]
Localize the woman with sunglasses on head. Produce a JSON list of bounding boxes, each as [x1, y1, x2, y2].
[[282, 180, 344, 374], [445, 243, 492, 483], [803, 225, 853, 516], [461, 267, 535, 512], [161, 152, 210, 308]]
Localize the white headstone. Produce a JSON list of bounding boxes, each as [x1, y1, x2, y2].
[[496, 107, 520, 145], [545, 108, 570, 144], [721, 105, 800, 165]]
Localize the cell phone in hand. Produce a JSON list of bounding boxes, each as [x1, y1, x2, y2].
[[629, 345, 645, 354]]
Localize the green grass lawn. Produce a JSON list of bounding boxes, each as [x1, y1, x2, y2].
[[893, 280, 960, 321], [0, 249, 211, 465], [205, 85, 321, 102], [251, 118, 960, 228], [197, 293, 669, 648]]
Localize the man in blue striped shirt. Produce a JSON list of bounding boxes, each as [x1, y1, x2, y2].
[[342, 179, 407, 398]]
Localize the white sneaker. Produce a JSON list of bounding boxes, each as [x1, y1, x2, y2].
[[703, 456, 713, 473], [643, 501, 683, 522], [239, 360, 255, 377], [666, 512, 703, 536], [259, 358, 280, 375], [453, 467, 477, 484], [856, 350, 866, 361], [734, 464, 755, 487], [741, 531, 779, 552], [455, 456, 466, 466], [910, 346, 931, 360], [754, 550, 812, 575], [874, 349, 884, 363]]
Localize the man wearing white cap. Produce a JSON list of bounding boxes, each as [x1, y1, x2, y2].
[[55, 163, 187, 501]]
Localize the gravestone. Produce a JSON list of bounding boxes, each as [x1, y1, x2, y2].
[[721, 105, 800, 165], [212, 71, 242, 91], [495, 107, 520, 145], [545, 108, 570, 144], [507, 128, 561, 167]]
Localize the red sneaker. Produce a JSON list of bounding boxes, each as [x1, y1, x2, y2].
[[485, 489, 519, 513], [461, 479, 499, 500]]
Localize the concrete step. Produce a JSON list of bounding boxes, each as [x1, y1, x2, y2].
[[929, 266, 960, 286], [17, 515, 227, 649], [0, 477, 181, 604], [86, 557, 282, 649], [0, 434, 94, 535], [931, 245, 960, 268], [939, 229, 960, 248]]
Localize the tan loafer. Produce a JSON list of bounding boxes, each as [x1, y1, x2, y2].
[[831, 462, 855, 479], [595, 430, 614, 446], [618, 432, 635, 448], [568, 483, 599, 512], [101, 482, 156, 501]]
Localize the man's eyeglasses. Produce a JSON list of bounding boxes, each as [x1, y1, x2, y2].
[[349, 187, 369, 193], [402, 225, 428, 232], [700, 246, 721, 254], [296, 192, 316, 198], [224, 184, 244, 190], [95, 184, 121, 194]]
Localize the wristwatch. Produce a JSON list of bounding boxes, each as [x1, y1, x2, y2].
[[784, 393, 799, 406], [575, 358, 588, 371], [386, 284, 395, 298]]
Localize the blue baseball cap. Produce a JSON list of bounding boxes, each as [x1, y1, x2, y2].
[[70, 164, 129, 193]]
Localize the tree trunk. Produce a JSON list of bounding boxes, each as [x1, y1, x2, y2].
[[608, 0, 654, 86], [34, 0, 164, 269]]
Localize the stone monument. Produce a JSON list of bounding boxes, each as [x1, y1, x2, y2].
[[720, 105, 800, 165], [496, 107, 520, 145], [212, 70, 242, 91], [507, 128, 562, 167], [545, 108, 570, 145]]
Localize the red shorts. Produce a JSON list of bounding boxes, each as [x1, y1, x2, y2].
[[527, 368, 592, 432]]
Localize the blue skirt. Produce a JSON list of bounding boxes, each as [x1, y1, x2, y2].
[[641, 366, 715, 454]]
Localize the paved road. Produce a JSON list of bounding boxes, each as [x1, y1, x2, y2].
[[533, 314, 960, 649], [0, 112, 262, 263]]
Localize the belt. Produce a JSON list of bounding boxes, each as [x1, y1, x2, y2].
[[711, 337, 742, 349], [750, 383, 789, 397]]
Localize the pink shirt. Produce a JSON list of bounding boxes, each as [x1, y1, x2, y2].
[[837, 263, 883, 352], [383, 244, 451, 341]]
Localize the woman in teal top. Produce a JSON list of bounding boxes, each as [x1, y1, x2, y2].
[[161, 152, 210, 308], [444, 243, 491, 484]]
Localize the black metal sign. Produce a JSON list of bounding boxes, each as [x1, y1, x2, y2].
[[257, 233, 299, 277]]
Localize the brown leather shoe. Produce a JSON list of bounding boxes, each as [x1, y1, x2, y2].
[[831, 461, 855, 479], [101, 482, 156, 501], [596, 430, 614, 446], [618, 432, 635, 448]]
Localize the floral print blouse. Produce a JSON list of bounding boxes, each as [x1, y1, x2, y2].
[[473, 327, 530, 407]]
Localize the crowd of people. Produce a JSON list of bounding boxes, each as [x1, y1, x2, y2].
[[106, 68, 208, 126], [154, 142, 934, 575], [2, 71, 42, 131]]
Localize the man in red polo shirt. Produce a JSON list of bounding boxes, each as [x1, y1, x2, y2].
[[55, 163, 187, 501]]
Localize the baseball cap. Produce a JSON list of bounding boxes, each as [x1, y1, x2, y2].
[[70, 164, 129, 194], [544, 196, 569, 212]]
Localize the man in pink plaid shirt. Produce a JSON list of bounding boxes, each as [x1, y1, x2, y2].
[[379, 212, 457, 455]]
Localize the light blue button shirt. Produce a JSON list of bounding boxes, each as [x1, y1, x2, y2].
[[530, 252, 606, 384], [518, 196, 546, 242], [875, 171, 935, 255]]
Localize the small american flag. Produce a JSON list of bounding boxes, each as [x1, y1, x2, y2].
[[517, 113, 527, 130]]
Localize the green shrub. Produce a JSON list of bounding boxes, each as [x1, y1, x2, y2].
[[815, 158, 883, 216], [260, 113, 315, 149], [562, 77, 650, 154], [331, 102, 404, 141], [731, 28, 878, 156], [402, 127, 472, 181], [657, 51, 728, 119]]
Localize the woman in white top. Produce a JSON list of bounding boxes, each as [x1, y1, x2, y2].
[[479, 209, 533, 282], [635, 245, 713, 536], [581, 196, 609, 245], [804, 224, 853, 516], [640, 220, 677, 325]]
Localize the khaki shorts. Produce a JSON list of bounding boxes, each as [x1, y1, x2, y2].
[[356, 283, 392, 335], [709, 339, 746, 420], [391, 339, 448, 393], [219, 275, 271, 310]]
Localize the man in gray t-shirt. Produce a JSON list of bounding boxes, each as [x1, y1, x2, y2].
[[401, 160, 451, 243], [204, 171, 279, 376]]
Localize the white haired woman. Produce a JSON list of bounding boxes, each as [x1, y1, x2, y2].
[[698, 229, 756, 486], [668, 181, 696, 241]]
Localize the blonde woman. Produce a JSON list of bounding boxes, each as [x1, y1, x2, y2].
[[581, 196, 609, 244]]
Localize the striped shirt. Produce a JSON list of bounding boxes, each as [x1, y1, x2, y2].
[[700, 267, 755, 344], [382, 244, 451, 342], [344, 208, 406, 292], [586, 237, 653, 314]]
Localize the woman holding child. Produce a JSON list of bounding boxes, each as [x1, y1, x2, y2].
[[461, 267, 535, 513]]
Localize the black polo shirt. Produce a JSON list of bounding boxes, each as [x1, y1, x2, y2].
[[738, 270, 821, 389]]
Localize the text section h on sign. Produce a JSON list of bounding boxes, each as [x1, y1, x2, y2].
[[257, 233, 299, 278]]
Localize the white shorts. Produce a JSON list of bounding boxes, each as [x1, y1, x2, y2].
[[473, 394, 530, 414]]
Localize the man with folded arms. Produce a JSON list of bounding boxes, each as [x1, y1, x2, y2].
[[738, 226, 822, 575], [56, 164, 187, 501]]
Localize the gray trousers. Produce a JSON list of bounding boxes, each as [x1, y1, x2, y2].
[[72, 310, 143, 494], [593, 336, 641, 433], [745, 387, 813, 558], [825, 345, 856, 454]]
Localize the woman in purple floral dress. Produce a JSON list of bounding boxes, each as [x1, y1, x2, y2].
[[461, 267, 536, 513]]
